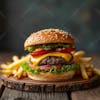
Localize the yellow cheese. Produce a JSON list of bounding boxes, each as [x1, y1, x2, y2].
[[30, 52, 72, 66]]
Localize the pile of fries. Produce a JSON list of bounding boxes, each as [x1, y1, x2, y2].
[[73, 51, 100, 79], [0, 55, 30, 78], [0, 51, 100, 79]]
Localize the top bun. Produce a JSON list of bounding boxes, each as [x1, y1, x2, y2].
[[24, 28, 74, 48]]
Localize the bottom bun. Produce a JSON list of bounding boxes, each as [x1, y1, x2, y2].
[[27, 70, 75, 82]]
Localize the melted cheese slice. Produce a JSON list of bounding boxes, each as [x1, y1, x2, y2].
[[30, 52, 72, 66]]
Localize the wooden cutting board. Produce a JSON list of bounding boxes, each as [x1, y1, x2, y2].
[[0, 74, 100, 92]]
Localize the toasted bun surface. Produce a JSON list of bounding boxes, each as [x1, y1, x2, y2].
[[27, 70, 75, 81], [24, 29, 74, 48]]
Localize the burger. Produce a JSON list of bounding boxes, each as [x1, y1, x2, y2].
[[23, 29, 80, 81]]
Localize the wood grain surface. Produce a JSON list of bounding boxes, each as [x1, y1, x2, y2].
[[0, 88, 68, 100], [71, 86, 100, 100], [0, 74, 100, 92]]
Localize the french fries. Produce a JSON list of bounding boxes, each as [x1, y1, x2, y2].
[[73, 51, 96, 79], [79, 57, 92, 63], [73, 51, 85, 62], [93, 68, 100, 76], [0, 70, 13, 75], [74, 51, 85, 57], [73, 51, 92, 62], [12, 55, 19, 62], [80, 64, 89, 79], [1, 55, 30, 70], [14, 67, 23, 78], [12, 70, 17, 75], [1, 64, 7, 69], [84, 64, 94, 68], [0, 55, 30, 79]]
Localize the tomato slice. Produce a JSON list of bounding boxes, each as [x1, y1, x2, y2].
[[31, 48, 75, 57], [40, 65, 62, 70], [31, 49, 53, 57], [56, 47, 75, 53]]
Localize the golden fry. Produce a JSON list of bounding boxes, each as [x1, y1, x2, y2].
[[1, 64, 7, 69], [14, 67, 23, 78], [2, 55, 30, 70], [84, 64, 94, 68], [93, 68, 100, 76], [12, 70, 17, 75], [12, 55, 19, 62], [73, 51, 92, 64], [74, 51, 85, 57], [85, 64, 93, 72], [79, 57, 92, 63], [73, 51, 85, 62], [80, 64, 89, 79], [0, 70, 12, 75]]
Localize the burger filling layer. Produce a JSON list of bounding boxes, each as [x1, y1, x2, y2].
[[22, 62, 79, 74], [22, 43, 79, 74], [27, 43, 72, 52]]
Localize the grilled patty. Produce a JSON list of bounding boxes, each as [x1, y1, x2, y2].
[[39, 56, 72, 65]]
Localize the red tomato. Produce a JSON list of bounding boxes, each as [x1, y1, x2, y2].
[[56, 47, 75, 53], [31, 48, 75, 57], [31, 49, 53, 57], [40, 65, 62, 70]]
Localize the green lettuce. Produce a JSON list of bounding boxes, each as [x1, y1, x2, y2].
[[27, 43, 71, 52], [22, 62, 79, 74]]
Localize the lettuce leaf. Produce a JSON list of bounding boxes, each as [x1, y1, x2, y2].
[[27, 43, 71, 52], [22, 62, 79, 74]]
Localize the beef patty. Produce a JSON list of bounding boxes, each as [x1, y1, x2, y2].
[[39, 56, 72, 65]]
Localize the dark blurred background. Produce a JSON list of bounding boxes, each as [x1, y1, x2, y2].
[[0, 0, 100, 55]]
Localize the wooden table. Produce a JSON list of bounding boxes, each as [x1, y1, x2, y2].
[[0, 52, 100, 100]]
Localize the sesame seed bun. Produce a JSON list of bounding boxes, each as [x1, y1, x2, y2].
[[24, 28, 74, 49], [27, 70, 75, 82]]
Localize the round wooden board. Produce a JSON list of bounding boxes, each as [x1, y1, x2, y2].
[[0, 74, 100, 92]]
